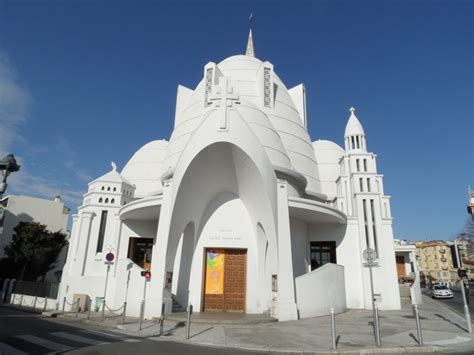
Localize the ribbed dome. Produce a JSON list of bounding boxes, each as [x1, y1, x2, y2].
[[122, 140, 168, 197], [161, 54, 322, 195]]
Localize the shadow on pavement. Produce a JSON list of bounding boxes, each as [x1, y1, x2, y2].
[[435, 313, 468, 332]]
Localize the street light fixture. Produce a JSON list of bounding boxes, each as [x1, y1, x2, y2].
[[0, 153, 21, 199]]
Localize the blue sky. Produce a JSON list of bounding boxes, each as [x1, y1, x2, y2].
[[0, 0, 472, 240]]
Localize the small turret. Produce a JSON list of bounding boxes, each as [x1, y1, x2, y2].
[[344, 107, 366, 152]]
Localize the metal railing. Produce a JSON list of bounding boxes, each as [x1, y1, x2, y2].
[[13, 281, 59, 299]]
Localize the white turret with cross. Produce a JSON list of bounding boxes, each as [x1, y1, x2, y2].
[[209, 77, 240, 131]]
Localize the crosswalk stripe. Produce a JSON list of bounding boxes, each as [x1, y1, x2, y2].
[[80, 329, 123, 339], [0, 341, 28, 355], [16, 335, 72, 352], [50, 332, 107, 345]]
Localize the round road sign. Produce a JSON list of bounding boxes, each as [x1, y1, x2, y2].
[[363, 248, 377, 262], [105, 252, 115, 263]]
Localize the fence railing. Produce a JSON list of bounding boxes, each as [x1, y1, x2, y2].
[[13, 281, 59, 299]]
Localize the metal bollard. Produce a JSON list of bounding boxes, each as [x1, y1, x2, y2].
[[75, 298, 80, 318], [87, 298, 92, 320], [101, 299, 106, 321], [330, 308, 337, 350], [186, 304, 193, 339], [160, 302, 165, 335], [62, 296, 66, 313], [43, 297, 48, 312], [413, 304, 423, 345], [374, 305, 381, 347], [138, 300, 145, 331], [122, 302, 127, 324]]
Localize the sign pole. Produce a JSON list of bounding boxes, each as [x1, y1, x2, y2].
[[363, 248, 381, 347], [454, 240, 472, 333]]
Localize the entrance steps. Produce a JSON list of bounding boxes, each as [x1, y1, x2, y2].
[[161, 311, 277, 325], [399, 283, 411, 304], [171, 298, 186, 313]]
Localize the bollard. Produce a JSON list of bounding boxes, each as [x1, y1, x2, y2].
[[43, 297, 48, 312], [20, 294, 24, 307], [160, 302, 165, 335], [330, 308, 337, 350], [87, 298, 92, 320], [101, 299, 106, 321], [62, 296, 66, 313], [75, 298, 80, 318], [374, 305, 381, 347], [33, 295, 38, 310], [413, 304, 423, 345], [186, 304, 193, 339], [138, 300, 145, 331], [122, 301, 127, 324]]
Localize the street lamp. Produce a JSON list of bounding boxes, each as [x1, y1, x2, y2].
[[0, 154, 21, 199]]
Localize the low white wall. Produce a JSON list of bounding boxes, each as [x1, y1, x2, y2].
[[10, 293, 58, 311], [295, 263, 346, 318]]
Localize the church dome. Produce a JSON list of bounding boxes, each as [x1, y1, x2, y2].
[[162, 54, 322, 196], [122, 140, 168, 197]]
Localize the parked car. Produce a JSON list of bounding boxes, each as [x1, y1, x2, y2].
[[431, 285, 454, 299]]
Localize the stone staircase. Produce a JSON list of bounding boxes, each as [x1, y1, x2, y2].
[[399, 283, 411, 304], [171, 298, 186, 313]]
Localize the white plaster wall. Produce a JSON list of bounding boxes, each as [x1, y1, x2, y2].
[[308, 221, 364, 309], [11, 294, 58, 311], [295, 263, 346, 318], [290, 218, 309, 277]]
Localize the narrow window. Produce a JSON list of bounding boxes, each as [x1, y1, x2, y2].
[[363, 159, 367, 172], [105, 198, 109, 203], [359, 178, 364, 192], [356, 136, 360, 149], [356, 159, 360, 172], [99, 197, 103, 203], [370, 199, 378, 253], [363, 199, 370, 248], [111, 198, 115, 204], [351, 136, 355, 149], [101, 186, 104, 191], [96, 210, 108, 252], [264, 67, 272, 107], [367, 178, 371, 192], [107, 187, 110, 191], [113, 187, 116, 192]]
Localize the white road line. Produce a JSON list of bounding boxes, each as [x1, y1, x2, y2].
[[0, 341, 28, 355], [123, 338, 141, 343], [50, 332, 107, 345], [16, 335, 72, 352], [425, 336, 471, 345], [79, 329, 124, 339]]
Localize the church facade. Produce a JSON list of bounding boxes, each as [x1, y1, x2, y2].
[[59, 31, 401, 321]]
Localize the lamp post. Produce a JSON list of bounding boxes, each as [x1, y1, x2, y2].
[[0, 154, 21, 200]]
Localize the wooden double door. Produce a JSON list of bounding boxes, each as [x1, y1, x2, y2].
[[203, 248, 246, 312]]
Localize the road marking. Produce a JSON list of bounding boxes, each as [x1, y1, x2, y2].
[[79, 329, 124, 339], [50, 332, 108, 345], [0, 341, 28, 355], [16, 335, 72, 351], [425, 336, 471, 345], [123, 338, 141, 343]]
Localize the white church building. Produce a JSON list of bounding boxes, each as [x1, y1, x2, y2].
[[59, 31, 401, 321]]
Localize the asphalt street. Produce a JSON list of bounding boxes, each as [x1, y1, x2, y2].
[[422, 287, 473, 317], [0, 306, 267, 354]]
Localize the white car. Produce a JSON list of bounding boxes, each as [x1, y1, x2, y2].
[[432, 285, 454, 299]]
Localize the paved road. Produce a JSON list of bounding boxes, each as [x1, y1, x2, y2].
[[422, 287, 473, 317], [0, 306, 267, 354], [0, 306, 143, 354]]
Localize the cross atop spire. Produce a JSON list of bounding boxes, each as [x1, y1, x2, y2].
[[349, 107, 356, 114], [245, 13, 255, 57]]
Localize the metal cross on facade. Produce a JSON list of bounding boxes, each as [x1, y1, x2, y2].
[[210, 77, 240, 130]]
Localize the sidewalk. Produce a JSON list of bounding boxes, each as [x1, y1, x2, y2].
[[54, 295, 474, 354]]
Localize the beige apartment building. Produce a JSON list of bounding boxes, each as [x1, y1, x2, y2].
[[415, 240, 457, 284]]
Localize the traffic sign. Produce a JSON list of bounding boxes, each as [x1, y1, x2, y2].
[[105, 252, 115, 263], [141, 270, 151, 280]]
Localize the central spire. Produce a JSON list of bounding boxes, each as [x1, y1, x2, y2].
[[245, 13, 255, 57]]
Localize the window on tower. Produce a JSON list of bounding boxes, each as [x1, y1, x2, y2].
[[363, 159, 367, 171], [356, 159, 360, 172]]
